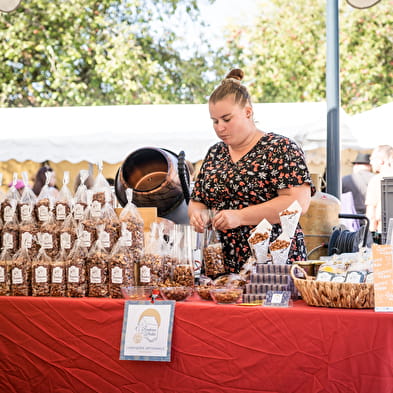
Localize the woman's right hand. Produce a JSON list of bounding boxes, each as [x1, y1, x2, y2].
[[188, 200, 209, 233]]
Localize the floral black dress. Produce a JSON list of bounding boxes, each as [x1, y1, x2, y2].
[[191, 132, 315, 273]]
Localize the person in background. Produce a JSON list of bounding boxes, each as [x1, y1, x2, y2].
[[342, 153, 374, 215], [365, 145, 393, 235], [32, 165, 59, 199], [8, 179, 25, 196], [188, 68, 315, 273], [73, 170, 94, 192]]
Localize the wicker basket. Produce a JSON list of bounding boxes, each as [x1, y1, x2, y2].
[[290, 265, 374, 309]]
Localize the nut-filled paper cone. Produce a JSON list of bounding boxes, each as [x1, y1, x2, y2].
[[270, 234, 292, 265], [279, 200, 302, 238], [248, 219, 272, 264]]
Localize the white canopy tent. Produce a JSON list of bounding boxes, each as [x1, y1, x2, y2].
[[0, 102, 358, 164], [350, 102, 393, 149]]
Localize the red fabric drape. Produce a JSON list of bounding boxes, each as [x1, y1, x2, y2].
[[1, 297, 393, 393]]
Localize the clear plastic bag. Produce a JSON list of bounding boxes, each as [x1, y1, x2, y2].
[[55, 171, 73, 222], [10, 245, 31, 296], [31, 247, 51, 296], [86, 226, 109, 297], [50, 247, 67, 297], [0, 248, 12, 296], [35, 171, 55, 224], [108, 235, 135, 298], [139, 222, 164, 286], [119, 189, 144, 252], [202, 228, 225, 278], [66, 236, 88, 297], [73, 170, 90, 222]]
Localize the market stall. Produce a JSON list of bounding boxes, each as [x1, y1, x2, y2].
[[1, 296, 393, 393]]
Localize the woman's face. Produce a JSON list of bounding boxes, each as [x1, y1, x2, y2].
[[209, 96, 252, 147]]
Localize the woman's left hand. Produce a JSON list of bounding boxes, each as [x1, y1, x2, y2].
[[212, 209, 242, 231]]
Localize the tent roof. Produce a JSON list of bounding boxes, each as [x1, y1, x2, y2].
[[0, 102, 357, 164]]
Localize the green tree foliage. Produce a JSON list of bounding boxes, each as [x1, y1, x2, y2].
[[0, 0, 226, 106], [225, 0, 392, 114]]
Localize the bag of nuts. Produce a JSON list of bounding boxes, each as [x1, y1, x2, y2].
[[55, 171, 73, 224], [139, 223, 164, 287], [0, 248, 12, 296], [101, 197, 121, 253], [1, 203, 19, 257], [202, 228, 225, 278], [108, 235, 135, 298], [35, 172, 55, 224], [18, 172, 36, 223], [38, 214, 59, 260], [50, 247, 67, 297], [66, 237, 88, 297], [86, 226, 109, 297], [31, 247, 51, 296], [91, 162, 114, 209], [73, 170, 90, 222], [59, 213, 77, 254], [10, 244, 31, 296], [119, 189, 144, 252], [80, 191, 102, 251]]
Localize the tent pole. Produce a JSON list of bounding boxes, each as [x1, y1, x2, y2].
[[326, 0, 341, 199]]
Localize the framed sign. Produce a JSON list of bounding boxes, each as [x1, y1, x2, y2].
[[263, 290, 291, 307], [120, 300, 175, 361]]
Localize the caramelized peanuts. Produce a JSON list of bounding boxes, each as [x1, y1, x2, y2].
[[270, 240, 291, 251], [87, 251, 109, 297], [120, 218, 144, 250], [10, 258, 31, 296], [211, 289, 242, 304], [1, 226, 19, 255], [280, 209, 298, 216], [92, 192, 106, 207], [66, 257, 86, 297], [32, 261, 51, 296], [20, 224, 40, 258], [196, 285, 213, 300], [249, 232, 269, 245], [50, 260, 66, 297], [0, 260, 9, 296], [203, 244, 225, 277], [160, 287, 192, 301], [139, 253, 163, 286], [173, 265, 194, 287], [109, 253, 134, 298]]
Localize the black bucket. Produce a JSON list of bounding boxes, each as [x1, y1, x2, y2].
[[115, 147, 190, 224]]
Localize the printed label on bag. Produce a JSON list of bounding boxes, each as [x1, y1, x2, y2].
[[12, 268, 23, 284], [90, 266, 102, 284], [35, 266, 48, 283], [68, 266, 80, 283], [60, 232, 71, 249], [0, 266, 5, 283], [140, 265, 151, 283], [111, 266, 123, 284], [52, 266, 63, 283]]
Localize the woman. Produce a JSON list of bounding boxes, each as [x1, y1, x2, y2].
[[188, 69, 315, 273], [32, 165, 59, 199]]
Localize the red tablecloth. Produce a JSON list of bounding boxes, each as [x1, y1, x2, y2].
[[1, 296, 393, 393]]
